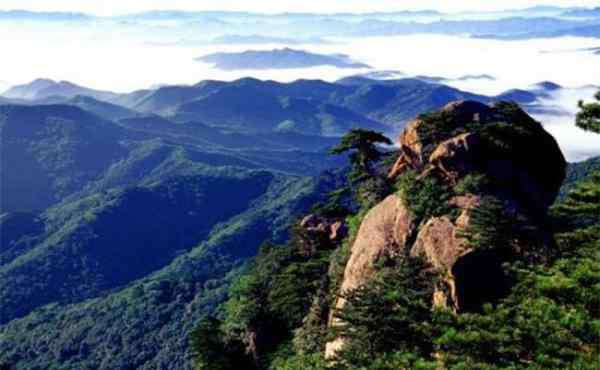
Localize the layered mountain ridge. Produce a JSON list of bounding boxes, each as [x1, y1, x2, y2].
[[0, 74, 597, 369], [2, 76, 566, 137]]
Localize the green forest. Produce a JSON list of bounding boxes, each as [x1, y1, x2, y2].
[[189, 97, 600, 369]]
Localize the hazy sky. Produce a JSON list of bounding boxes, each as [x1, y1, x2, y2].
[[1, 0, 600, 15]]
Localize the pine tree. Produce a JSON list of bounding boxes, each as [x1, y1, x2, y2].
[[576, 91, 600, 134], [330, 129, 392, 181], [189, 317, 253, 370], [460, 196, 519, 252], [331, 257, 435, 366], [554, 172, 600, 228], [560, 94, 600, 227]]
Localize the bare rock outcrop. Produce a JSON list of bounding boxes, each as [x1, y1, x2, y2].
[[388, 100, 566, 214], [428, 133, 481, 183], [300, 214, 347, 243], [325, 195, 414, 358], [388, 100, 498, 179], [410, 195, 481, 309], [335, 195, 413, 295], [412, 216, 468, 272], [326, 101, 566, 358]]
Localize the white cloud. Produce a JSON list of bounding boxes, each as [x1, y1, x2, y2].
[[533, 88, 600, 162], [1, 0, 600, 15], [1, 6, 599, 161]]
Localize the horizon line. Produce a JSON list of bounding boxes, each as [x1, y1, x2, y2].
[[0, 5, 591, 18]]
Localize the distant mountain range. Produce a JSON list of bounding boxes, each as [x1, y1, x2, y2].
[[196, 48, 371, 70], [352, 71, 497, 83], [476, 22, 600, 40], [1, 7, 595, 23], [1, 75, 575, 136], [456, 74, 496, 81], [2, 9, 599, 40], [113, 77, 493, 132], [582, 46, 600, 55], [0, 10, 90, 21], [1, 74, 573, 207], [210, 34, 330, 45], [562, 7, 600, 18], [3, 79, 119, 102]]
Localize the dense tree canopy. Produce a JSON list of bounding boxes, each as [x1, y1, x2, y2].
[[331, 257, 436, 367], [189, 101, 599, 370]]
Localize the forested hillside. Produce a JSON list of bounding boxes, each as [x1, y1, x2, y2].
[[2, 3, 600, 368], [0, 94, 346, 368], [0, 79, 598, 369], [188, 99, 599, 370]]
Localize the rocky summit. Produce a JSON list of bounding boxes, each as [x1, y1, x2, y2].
[[388, 100, 566, 214], [327, 100, 567, 357]]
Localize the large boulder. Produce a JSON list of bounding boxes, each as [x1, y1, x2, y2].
[[427, 133, 481, 183], [411, 196, 480, 272], [326, 101, 566, 357], [334, 195, 414, 296], [325, 194, 481, 357], [325, 195, 414, 358], [389, 100, 566, 215], [410, 195, 481, 309], [388, 100, 500, 177]]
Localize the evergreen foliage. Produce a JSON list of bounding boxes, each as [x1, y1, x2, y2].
[[331, 257, 436, 367], [191, 226, 336, 370], [189, 317, 253, 370], [434, 224, 600, 368], [576, 91, 600, 133], [330, 129, 392, 181], [0, 169, 334, 370], [186, 102, 600, 370], [553, 172, 600, 228], [560, 156, 600, 199], [460, 196, 533, 253], [454, 173, 490, 195], [395, 171, 452, 224]]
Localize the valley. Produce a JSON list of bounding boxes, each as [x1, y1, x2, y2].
[[0, 4, 599, 369]]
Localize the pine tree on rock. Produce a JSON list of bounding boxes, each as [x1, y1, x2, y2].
[[330, 129, 392, 181]]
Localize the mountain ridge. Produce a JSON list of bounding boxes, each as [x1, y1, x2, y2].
[[3, 79, 119, 102], [196, 48, 371, 71]]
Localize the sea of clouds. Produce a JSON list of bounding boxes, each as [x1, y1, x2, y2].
[[1, 20, 599, 161]]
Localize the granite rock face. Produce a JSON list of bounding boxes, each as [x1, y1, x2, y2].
[[410, 195, 481, 309], [388, 100, 566, 214], [336, 195, 414, 295], [325, 195, 414, 358], [326, 101, 566, 357]]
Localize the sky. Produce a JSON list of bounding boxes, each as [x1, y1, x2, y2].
[[1, 0, 600, 15]]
